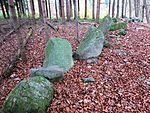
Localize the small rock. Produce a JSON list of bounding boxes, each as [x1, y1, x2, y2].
[[86, 58, 98, 64], [81, 77, 95, 83]]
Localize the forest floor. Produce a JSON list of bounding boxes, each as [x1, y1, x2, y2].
[[0, 21, 150, 112]]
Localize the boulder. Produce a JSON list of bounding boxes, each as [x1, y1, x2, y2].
[[110, 22, 127, 31], [43, 38, 74, 72], [2, 76, 53, 113], [98, 15, 113, 35], [30, 65, 64, 82], [75, 26, 104, 60]]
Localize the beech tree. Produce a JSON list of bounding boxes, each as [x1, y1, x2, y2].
[[112, 0, 115, 18], [129, 0, 131, 18], [116, 0, 120, 18], [55, 0, 58, 19], [121, 0, 124, 18], [8, 0, 18, 28], [84, 0, 87, 19], [30, 0, 35, 23], [96, 0, 100, 23], [66, 0, 71, 21], [108, 0, 111, 15], [60, 0, 65, 22], [92, 0, 95, 19]]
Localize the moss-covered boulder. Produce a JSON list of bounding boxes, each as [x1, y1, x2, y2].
[[74, 26, 104, 60], [110, 22, 127, 31], [43, 38, 74, 72], [30, 65, 64, 82], [2, 76, 53, 113], [98, 15, 113, 35]]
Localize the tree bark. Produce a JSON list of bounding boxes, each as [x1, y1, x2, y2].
[[45, 0, 48, 17], [96, 0, 100, 23], [108, 0, 111, 15], [30, 0, 35, 23], [8, 0, 18, 28], [38, 0, 43, 20], [66, 0, 71, 21], [145, 0, 150, 23], [60, 0, 65, 22], [0, 0, 6, 19], [55, 0, 58, 19], [134, 0, 140, 17], [78, 0, 80, 18], [48, 0, 51, 19], [116, 0, 119, 18], [128, 0, 131, 18], [3, 0, 10, 18], [121, 0, 124, 18], [70, 0, 73, 17], [112, 0, 115, 18], [74, 0, 79, 40], [84, 0, 87, 19], [92, 0, 95, 19], [125, 0, 128, 17]]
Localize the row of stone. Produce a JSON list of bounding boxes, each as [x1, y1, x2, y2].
[[1, 16, 127, 113]]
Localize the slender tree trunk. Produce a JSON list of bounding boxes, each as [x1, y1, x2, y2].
[[0, 0, 6, 19], [96, 0, 100, 23], [20, 0, 26, 17], [8, 0, 18, 28], [145, 0, 150, 23], [108, 0, 111, 15], [55, 0, 58, 19], [48, 0, 51, 19], [60, 0, 65, 22], [25, 0, 30, 17], [59, 0, 62, 17], [134, 0, 140, 17], [142, 0, 145, 21], [3, 0, 10, 18], [38, 0, 43, 21], [129, 0, 131, 18], [84, 0, 87, 18], [30, 0, 35, 23], [66, 0, 71, 21], [125, 0, 127, 17], [70, 0, 73, 17], [112, 0, 115, 18], [15, 0, 21, 18], [92, 0, 95, 19], [116, 0, 119, 18], [45, 0, 48, 17], [78, 0, 80, 18], [74, 0, 79, 40], [121, 0, 124, 18]]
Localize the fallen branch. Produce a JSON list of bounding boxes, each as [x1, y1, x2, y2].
[[46, 21, 59, 31], [2, 28, 33, 78]]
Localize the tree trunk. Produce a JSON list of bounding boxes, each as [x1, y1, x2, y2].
[[20, 0, 26, 17], [70, 0, 73, 17], [59, 0, 62, 17], [92, 0, 95, 19], [134, 0, 140, 17], [25, 0, 30, 17], [38, 0, 43, 20], [145, 0, 150, 23], [3, 0, 10, 18], [96, 0, 100, 23], [112, 0, 115, 18], [45, 0, 48, 17], [74, 0, 79, 40], [15, 0, 21, 18], [121, 0, 124, 18], [108, 0, 111, 15], [60, 0, 65, 22], [116, 0, 119, 18], [125, 0, 127, 17], [48, 0, 51, 19], [84, 0, 87, 19], [8, 0, 18, 28], [128, 0, 131, 18], [66, 0, 71, 21], [30, 0, 35, 23], [55, 0, 58, 19], [142, 0, 145, 21], [0, 0, 6, 19], [78, 0, 80, 18]]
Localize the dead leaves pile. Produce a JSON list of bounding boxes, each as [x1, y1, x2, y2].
[[0, 22, 150, 112]]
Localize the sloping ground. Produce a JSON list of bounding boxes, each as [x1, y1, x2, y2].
[[0, 22, 150, 112]]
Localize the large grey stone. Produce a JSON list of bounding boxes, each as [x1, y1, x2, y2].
[[2, 76, 53, 113], [43, 38, 74, 72], [75, 26, 104, 60], [30, 65, 64, 82], [98, 15, 113, 35]]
